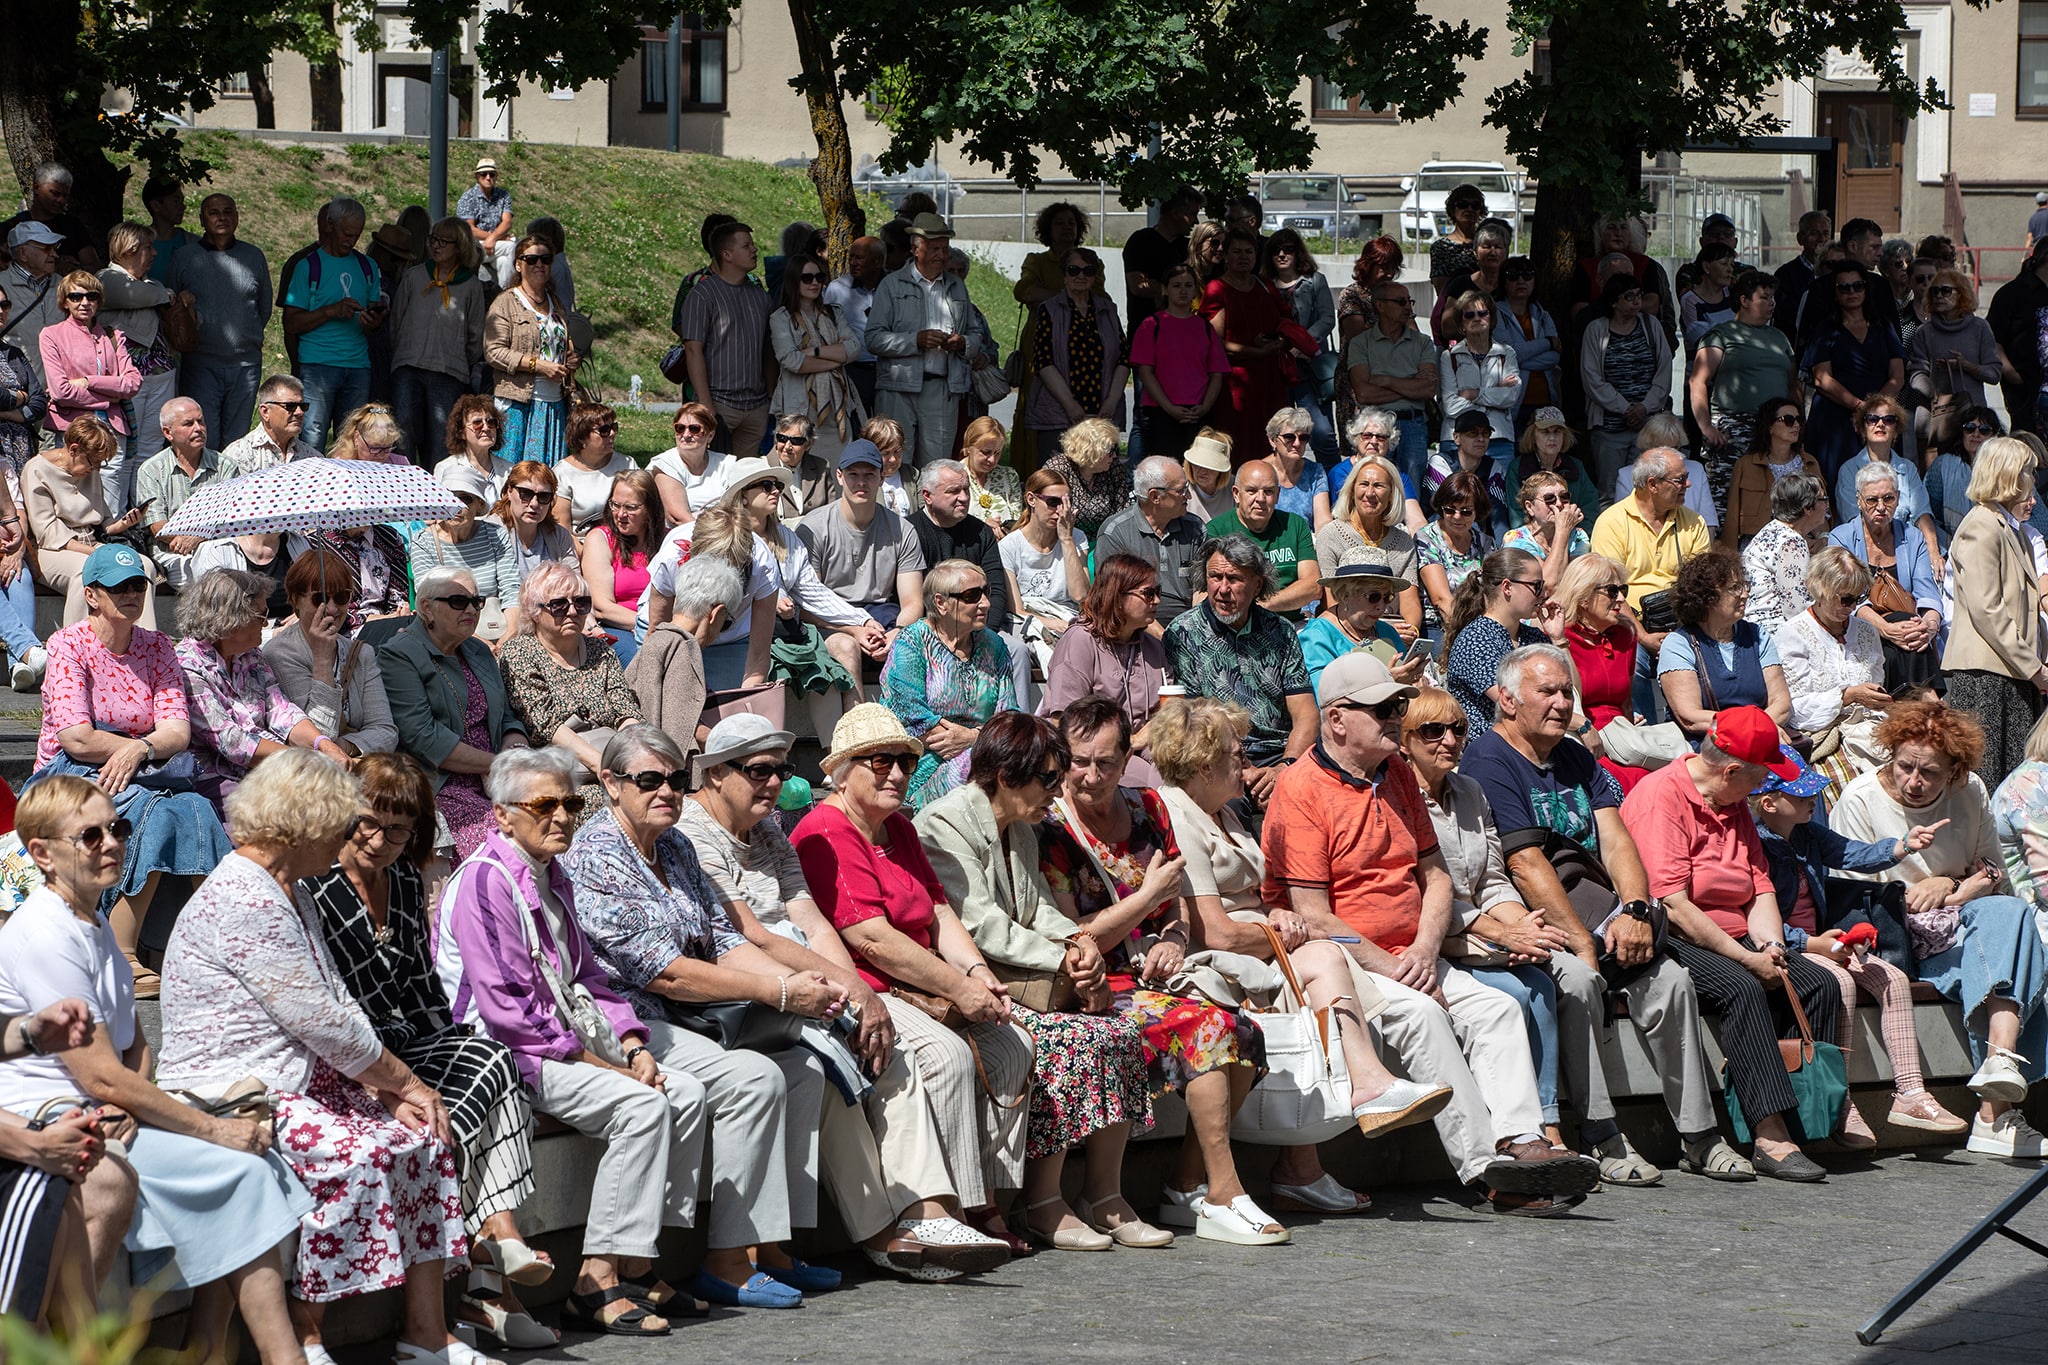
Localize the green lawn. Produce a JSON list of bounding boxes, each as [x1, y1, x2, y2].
[[130, 131, 1026, 460]]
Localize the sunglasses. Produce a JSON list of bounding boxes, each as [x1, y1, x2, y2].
[[1595, 583, 1629, 599], [858, 751, 921, 777], [1065, 264, 1100, 277], [1836, 281, 1866, 293], [942, 585, 989, 605], [1032, 766, 1066, 789], [1381, 297, 1416, 310], [1276, 432, 1309, 444], [736, 760, 796, 784], [1962, 421, 1998, 435], [1864, 414, 1899, 427], [1035, 493, 1065, 509], [1337, 696, 1410, 721], [1506, 577, 1543, 593], [519, 253, 554, 266], [618, 768, 691, 793], [675, 423, 708, 435], [594, 422, 618, 435], [1462, 309, 1492, 319], [1774, 412, 1802, 425], [511, 486, 554, 504], [1928, 285, 1958, 296], [1911, 274, 1936, 286], [434, 593, 488, 612], [64, 818, 134, 852], [305, 590, 356, 608], [1835, 593, 1866, 609], [1863, 492, 1899, 506], [1354, 590, 1393, 605], [1439, 505, 1475, 518], [1127, 586, 1162, 601], [429, 235, 462, 247], [350, 814, 416, 843], [505, 793, 587, 819], [542, 595, 594, 617], [64, 291, 101, 303], [263, 400, 309, 414], [1410, 720, 1469, 743], [96, 577, 148, 596], [774, 432, 811, 446], [1503, 269, 1536, 281], [798, 272, 827, 284]]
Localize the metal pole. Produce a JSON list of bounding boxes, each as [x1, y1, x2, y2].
[[667, 14, 684, 154], [428, 47, 450, 219]]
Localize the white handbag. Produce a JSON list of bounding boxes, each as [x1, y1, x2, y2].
[[1595, 716, 1690, 769], [1229, 921, 1356, 1146]]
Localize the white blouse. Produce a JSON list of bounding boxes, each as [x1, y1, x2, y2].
[[1773, 608, 1887, 770]]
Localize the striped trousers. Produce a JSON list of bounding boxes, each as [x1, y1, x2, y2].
[[1667, 935, 1839, 1126], [399, 1027, 535, 1234]]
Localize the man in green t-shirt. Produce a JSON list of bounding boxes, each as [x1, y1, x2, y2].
[[1688, 270, 1797, 456], [1205, 459, 1323, 614]]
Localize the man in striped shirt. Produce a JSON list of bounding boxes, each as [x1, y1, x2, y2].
[[678, 220, 773, 457]]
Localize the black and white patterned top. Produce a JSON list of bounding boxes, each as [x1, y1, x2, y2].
[[303, 859, 454, 1050]]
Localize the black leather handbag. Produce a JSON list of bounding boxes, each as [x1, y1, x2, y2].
[[668, 1001, 807, 1053]]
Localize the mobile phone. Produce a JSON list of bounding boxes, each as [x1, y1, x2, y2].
[[1402, 637, 1438, 665]]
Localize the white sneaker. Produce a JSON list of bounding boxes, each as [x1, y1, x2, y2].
[[1966, 1110, 2048, 1159], [9, 645, 44, 692], [1155, 1183, 1205, 1228], [1969, 1047, 2031, 1105]]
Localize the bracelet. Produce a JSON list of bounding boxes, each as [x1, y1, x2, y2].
[[966, 962, 995, 982], [777, 975, 789, 1012], [622, 1045, 649, 1066], [16, 1018, 41, 1057]]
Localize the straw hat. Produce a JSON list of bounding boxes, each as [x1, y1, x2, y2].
[[821, 703, 925, 774]]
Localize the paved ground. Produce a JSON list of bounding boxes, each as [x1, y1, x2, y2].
[[321, 1148, 2048, 1365]]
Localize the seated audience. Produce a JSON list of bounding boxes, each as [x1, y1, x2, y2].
[[1316, 449, 1422, 641], [1720, 397, 1822, 548], [0, 999, 104, 1332], [500, 562, 642, 818], [649, 401, 733, 525], [1658, 550, 1791, 741], [1043, 553, 1170, 786], [1039, 417, 1130, 540], [304, 753, 552, 1347], [264, 549, 399, 759], [32, 543, 231, 995], [410, 463, 520, 643], [154, 752, 477, 1363], [1001, 467, 1092, 674], [23, 417, 153, 628], [487, 460, 576, 585], [1204, 458, 1322, 616], [643, 503, 778, 690], [379, 565, 531, 860], [553, 402, 633, 537], [880, 558, 1016, 812], [1502, 470, 1588, 595], [1620, 706, 1843, 1181], [1774, 546, 1891, 788], [433, 394, 513, 504], [222, 374, 319, 473], [1442, 547, 1547, 736], [623, 556, 745, 759], [1502, 408, 1599, 531], [766, 414, 835, 521], [1415, 471, 1494, 639], [1298, 557, 1424, 693], [135, 398, 241, 590], [1831, 703, 2048, 1158], [908, 459, 1029, 705], [1552, 554, 1652, 794], [959, 416, 1024, 531]]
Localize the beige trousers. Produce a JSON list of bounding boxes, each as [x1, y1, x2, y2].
[[36, 545, 158, 630], [880, 996, 1034, 1209]]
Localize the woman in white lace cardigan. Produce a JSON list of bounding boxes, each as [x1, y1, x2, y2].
[[1774, 546, 1892, 790]]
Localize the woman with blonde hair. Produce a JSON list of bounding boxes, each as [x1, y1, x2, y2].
[[864, 414, 914, 516], [24, 417, 152, 627], [1942, 436, 2048, 786], [485, 232, 578, 466], [500, 560, 642, 822], [325, 401, 407, 463], [958, 416, 1023, 531], [1187, 221, 1225, 281], [1316, 447, 1421, 641], [1503, 469, 1587, 594], [390, 216, 488, 462], [1775, 545, 1891, 792], [1552, 552, 1652, 793], [1906, 265, 2000, 431], [1040, 416, 1129, 539]]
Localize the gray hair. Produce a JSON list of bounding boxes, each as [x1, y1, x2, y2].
[[1346, 406, 1398, 442], [255, 373, 304, 405], [158, 396, 200, 433], [922, 557, 986, 615], [1197, 534, 1274, 601], [1696, 737, 1742, 770], [325, 196, 367, 226], [1474, 219, 1513, 250], [32, 163, 72, 191], [484, 746, 578, 804], [1880, 237, 1915, 272], [1264, 406, 1315, 443], [1132, 455, 1182, 500], [414, 564, 478, 603], [1496, 643, 1574, 701], [601, 722, 687, 776], [918, 458, 968, 495], [1636, 413, 1687, 450], [774, 411, 816, 440], [180, 567, 269, 642], [1854, 460, 1900, 498], [669, 556, 746, 624], [1631, 446, 1682, 485], [1770, 473, 1824, 523], [946, 248, 971, 274]]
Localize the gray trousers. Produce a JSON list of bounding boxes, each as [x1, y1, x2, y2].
[[1588, 427, 1638, 504], [1552, 950, 1718, 1137], [530, 1056, 705, 1260], [877, 380, 959, 466], [998, 627, 1035, 713]]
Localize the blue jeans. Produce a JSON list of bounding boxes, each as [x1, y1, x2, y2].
[[1466, 963, 1561, 1124], [1918, 895, 2048, 1072], [1289, 379, 1341, 468], [0, 565, 38, 659], [1632, 643, 1666, 725], [298, 362, 372, 453], [602, 623, 640, 668], [1393, 415, 1430, 492], [181, 357, 261, 454], [392, 367, 469, 467]]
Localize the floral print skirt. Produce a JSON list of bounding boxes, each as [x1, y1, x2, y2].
[[272, 1062, 467, 1302], [1109, 976, 1266, 1098], [1011, 1005, 1151, 1160]]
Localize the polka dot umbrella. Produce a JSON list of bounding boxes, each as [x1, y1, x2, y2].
[[160, 457, 464, 538]]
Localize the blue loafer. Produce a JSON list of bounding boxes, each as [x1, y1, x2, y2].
[[760, 1258, 841, 1293], [690, 1268, 803, 1309]]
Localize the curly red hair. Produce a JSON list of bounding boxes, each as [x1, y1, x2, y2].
[[1875, 700, 1985, 779]]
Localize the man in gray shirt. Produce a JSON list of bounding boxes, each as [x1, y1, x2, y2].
[[1093, 455, 1208, 626], [678, 220, 773, 457], [1, 223, 66, 389], [166, 194, 272, 449], [796, 440, 924, 693]]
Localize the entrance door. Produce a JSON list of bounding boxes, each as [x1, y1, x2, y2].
[[1819, 95, 1903, 230]]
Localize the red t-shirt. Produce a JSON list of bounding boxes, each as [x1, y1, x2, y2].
[[792, 802, 945, 992], [1621, 759, 1775, 938], [1261, 748, 1440, 953]]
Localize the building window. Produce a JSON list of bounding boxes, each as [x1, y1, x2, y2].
[[2023, 3, 2048, 114], [1309, 78, 1394, 121], [640, 18, 728, 113], [215, 69, 262, 98]]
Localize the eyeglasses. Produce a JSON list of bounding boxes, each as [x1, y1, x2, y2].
[[1594, 583, 1629, 599], [504, 793, 587, 819], [735, 760, 796, 784], [942, 585, 988, 605], [63, 818, 133, 852], [350, 814, 416, 843], [542, 595, 594, 617], [1618, 289, 1643, 302], [360, 441, 398, 458], [1911, 274, 1936, 286], [1774, 412, 1802, 426], [1962, 421, 1998, 435], [64, 291, 101, 303], [1531, 494, 1564, 507], [607, 501, 644, 516], [1439, 505, 1475, 519], [519, 253, 554, 266], [594, 422, 618, 436], [1355, 590, 1392, 605], [1410, 720, 1468, 743], [858, 751, 921, 777], [618, 768, 691, 793], [1503, 269, 1536, 282], [1865, 414, 1899, 428], [262, 400, 309, 414], [1031, 766, 1066, 789], [511, 485, 554, 504], [1835, 594, 1866, 609], [1031, 493, 1066, 511], [1836, 281, 1866, 294], [1064, 264, 1100, 277], [675, 422, 708, 435], [1357, 431, 1391, 444], [1862, 492, 1900, 506], [304, 590, 356, 608], [774, 432, 811, 446], [798, 272, 827, 284], [1652, 474, 1691, 488], [429, 235, 462, 248], [1380, 297, 1416, 310], [433, 593, 488, 612]]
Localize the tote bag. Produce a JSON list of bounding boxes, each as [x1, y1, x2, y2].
[[1720, 975, 1848, 1145], [1229, 922, 1355, 1145]]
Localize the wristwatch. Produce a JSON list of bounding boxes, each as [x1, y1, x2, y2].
[[622, 1045, 650, 1066], [16, 1017, 42, 1057], [1619, 900, 1654, 924]]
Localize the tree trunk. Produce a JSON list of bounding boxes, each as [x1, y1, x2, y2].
[[249, 68, 277, 130], [0, 0, 126, 241], [1529, 19, 1591, 321], [787, 0, 858, 276], [309, 4, 344, 132]]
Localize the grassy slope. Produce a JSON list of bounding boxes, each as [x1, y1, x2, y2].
[[134, 131, 1026, 460]]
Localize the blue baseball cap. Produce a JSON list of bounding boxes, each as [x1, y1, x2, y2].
[[1752, 744, 1828, 798], [81, 543, 148, 588], [838, 438, 883, 471]]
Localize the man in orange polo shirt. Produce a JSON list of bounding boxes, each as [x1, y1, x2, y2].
[[1262, 652, 1601, 1215]]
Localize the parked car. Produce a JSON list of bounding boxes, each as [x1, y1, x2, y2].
[[1258, 175, 1376, 242], [853, 157, 962, 220], [1399, 162, 1522, 243]]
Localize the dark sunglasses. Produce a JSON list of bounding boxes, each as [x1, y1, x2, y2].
[[263, 400, 310, 414], [1506, 577, 1543, 593], [594, 422, 618, 435], [1836, 281, 1866, 293], [1835, 593, 1866, 609], [675, 422, 708, 435], [1864, 414, 1899, 427], [1774, 412, 1802, 425], [943, 585, 988, 605], [774, 432, 811, 446], [519, 253, 554, 266], [1065, 264, 1100, 277], [511, 486, 554, 504], [305, 590, 356, 608], [64, 291, 101, 303], [433, 593, 488, 612], [1962, 421, 1999, 435], [1595, 582, 1629, 599], [1353, 589, 1393, 605], [505, 794, 587, 819], [798, 272, 827, 284], [1032, 766, 1066, 789], [1410, 720, 1469, 743], [350, 814, 416, 842], [736, 760, 797, 784], [96, 577, 148, 596], [618, 768, 691, 793], [1928, 285, 1958, 296], [1128, 586, 1162, 601], [542, 595, 594, 617], [858, 750, 921, 777], [1462, 308, 1492, 319], [64, 818, 134, 852], [429, 235, 462, 247], [1035, 493, 1065, 509], [1502, 269, 1536, 281]]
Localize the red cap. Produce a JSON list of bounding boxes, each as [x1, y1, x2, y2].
[[1708, 706, 1801, 780]]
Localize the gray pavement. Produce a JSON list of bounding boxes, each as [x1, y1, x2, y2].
[[327, 1149, 2048, 1365]]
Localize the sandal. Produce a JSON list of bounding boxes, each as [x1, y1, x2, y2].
[[619, 1278, 707, 1318], [1267, 1173, 1372, 1214], [455, 1295, 559, 1352], [561, 1286, 670, 1337], [1677, 1136, 1756, 1182], [1489, 1190, 1576, 1218], [1192, 1195, 1290, 1246], [470, 1237, 554, 1287], [124, 952, 161, 1000], [962, 1205, 1035, 1257]]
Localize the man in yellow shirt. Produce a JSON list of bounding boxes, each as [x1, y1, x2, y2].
[[1589, 446, 1711, 722]]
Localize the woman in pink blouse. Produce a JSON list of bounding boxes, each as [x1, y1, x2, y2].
[[38, 271, 141, 440], [30, 543, 230, 997]]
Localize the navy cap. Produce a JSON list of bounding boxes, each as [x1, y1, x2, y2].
[[838, 438, 884, 471], [1752, 744, 1829, 798], [1453, 409, 1492, 435]]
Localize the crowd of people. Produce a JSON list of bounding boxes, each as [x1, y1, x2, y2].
[[4, 164, 2048, 1352]]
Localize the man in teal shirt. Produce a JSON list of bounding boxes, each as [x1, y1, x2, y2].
[[280, 196, 386, 451], [1205, 459, 1322, 614]]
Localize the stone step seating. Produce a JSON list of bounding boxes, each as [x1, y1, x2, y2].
[[122, 985, 2022, 1346]]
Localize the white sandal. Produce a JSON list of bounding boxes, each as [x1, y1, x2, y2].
[[1194, 1194, 1291, 1246]]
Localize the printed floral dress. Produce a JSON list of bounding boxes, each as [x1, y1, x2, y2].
[[1039, 788, 1265, 1096]]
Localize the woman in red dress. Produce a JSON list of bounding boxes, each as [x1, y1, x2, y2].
[[1201, 228, 1289, 466], [1553, 553, 1652, 794]]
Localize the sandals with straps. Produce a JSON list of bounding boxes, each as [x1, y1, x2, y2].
[[561, 1286, 670, 1337]]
